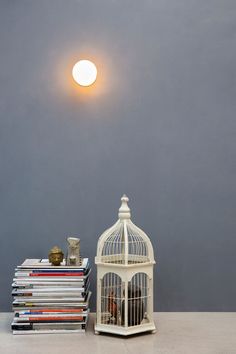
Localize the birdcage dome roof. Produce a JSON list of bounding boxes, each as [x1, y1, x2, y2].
[[95, 195, 155, 265]]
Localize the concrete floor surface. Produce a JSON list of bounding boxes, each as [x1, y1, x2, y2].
[[0, 312, 235, 354]]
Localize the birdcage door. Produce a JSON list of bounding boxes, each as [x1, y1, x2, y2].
[[126, 272, 149, 327], [101, 272, 124, 326]]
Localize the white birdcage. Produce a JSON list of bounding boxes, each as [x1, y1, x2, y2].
[[95, 195, 156, 336]]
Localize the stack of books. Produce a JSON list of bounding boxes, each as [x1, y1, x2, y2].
[[11, 258, 91, 334]]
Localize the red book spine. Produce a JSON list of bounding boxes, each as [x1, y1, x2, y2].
[[29, 316, 83, 321], [29, 273, 83, 277], [28, 309, 83, 313]]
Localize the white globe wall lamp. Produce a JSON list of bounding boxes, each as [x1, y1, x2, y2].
[[72, 60, 97, 87]]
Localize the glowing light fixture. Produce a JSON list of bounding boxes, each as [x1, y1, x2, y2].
[[72, 60, 97, 87]]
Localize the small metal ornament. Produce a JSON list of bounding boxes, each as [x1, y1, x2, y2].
[[48, 246, 64, 266], [66, 237, 82, 266]]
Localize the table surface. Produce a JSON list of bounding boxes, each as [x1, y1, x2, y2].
[[0, 312, 236, 354]]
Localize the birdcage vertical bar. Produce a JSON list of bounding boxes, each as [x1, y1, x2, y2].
[[124, 221, 129, 265], [112, 272, 114, 325], [124, 280, 128, 328], [110, 272, 112, 323], [148, 275, 153, 322], [140, 272, 142, 325], [97, 275, 101, 325]]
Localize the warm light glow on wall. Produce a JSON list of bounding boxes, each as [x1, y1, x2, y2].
[[72, 60, 97, 87]]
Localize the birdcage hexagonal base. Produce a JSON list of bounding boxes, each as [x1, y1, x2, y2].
[[94, 322, 156, 336]]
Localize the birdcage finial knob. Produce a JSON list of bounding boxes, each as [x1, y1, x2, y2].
[[118, 194, 131, 219]]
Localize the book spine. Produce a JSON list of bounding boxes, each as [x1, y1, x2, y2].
[[17, 309, 84, 314], [29, 273, 84, 277], [17, 316, 84, 321]]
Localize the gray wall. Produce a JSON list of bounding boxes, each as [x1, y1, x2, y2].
[[0, 0, 235, 312]]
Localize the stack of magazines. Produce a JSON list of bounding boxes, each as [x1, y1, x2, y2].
[[11, 258, 91, 334]]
